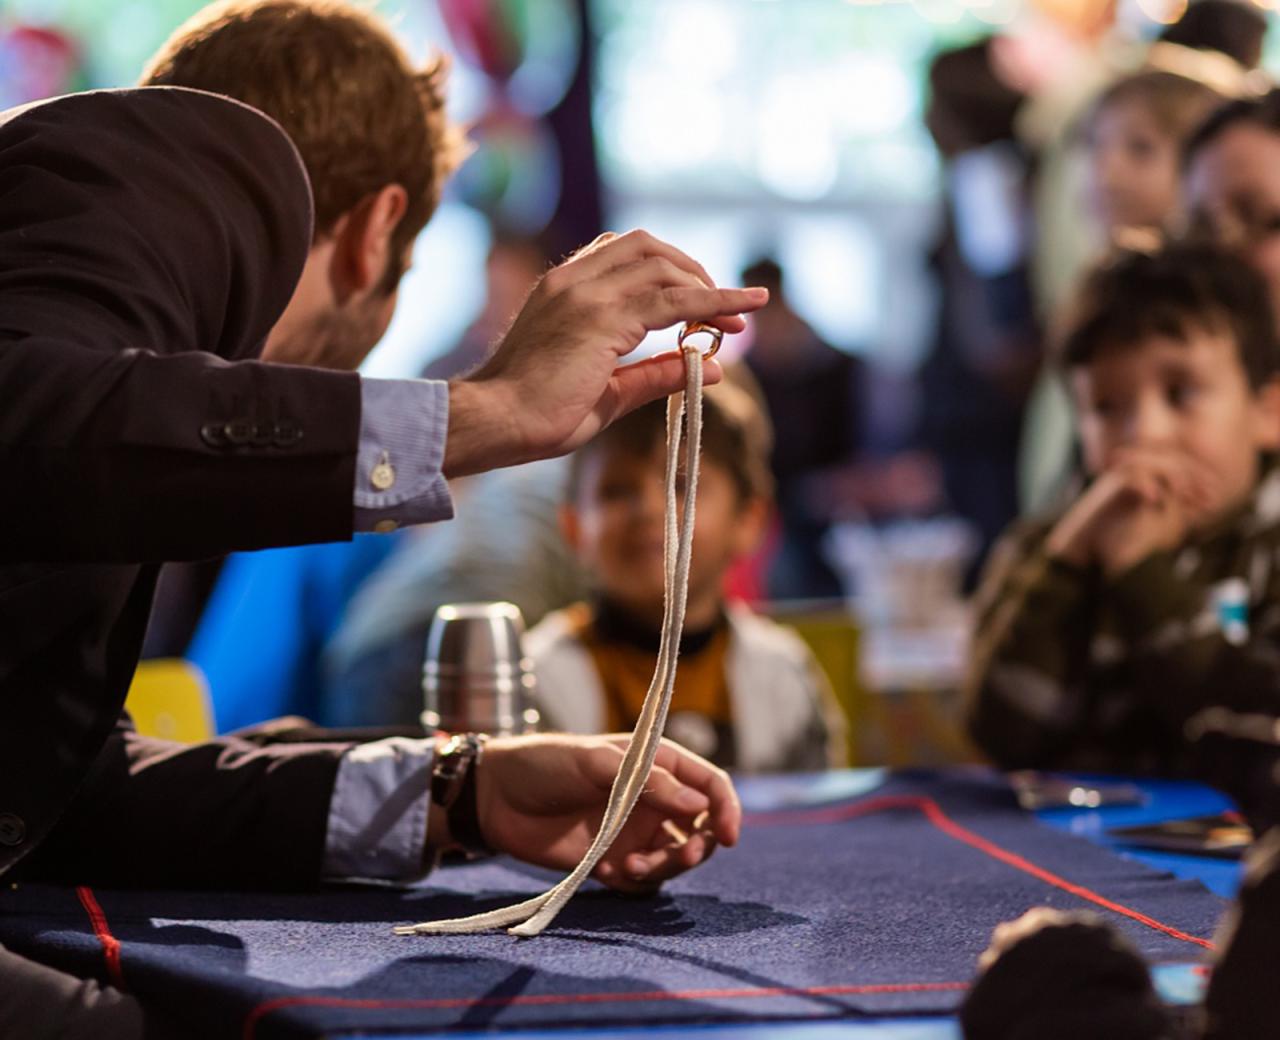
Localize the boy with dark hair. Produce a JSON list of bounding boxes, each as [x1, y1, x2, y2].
[[529, 378, 846, 773], [965, 241, 1280, 773]]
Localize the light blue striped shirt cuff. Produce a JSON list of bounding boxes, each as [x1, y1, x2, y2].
[[354, 377, 455, 532], [322, 737, 435, 881]]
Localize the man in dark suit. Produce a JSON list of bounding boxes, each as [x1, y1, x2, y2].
[[0, 3, 759, 1035]]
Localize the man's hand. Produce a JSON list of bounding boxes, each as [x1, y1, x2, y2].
[[473, 733, 741, 895], [1045, 448, 1215, 577], [442, 230, 769, 478]]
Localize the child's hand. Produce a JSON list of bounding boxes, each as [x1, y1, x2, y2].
[[976, 907, 1072, 972], [1046, 447, 1215, 576]]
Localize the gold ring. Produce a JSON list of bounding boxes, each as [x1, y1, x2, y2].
[[677, 321, 722, 360]]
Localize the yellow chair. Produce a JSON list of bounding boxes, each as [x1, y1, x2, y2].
[[124, 658, 215, 743], [762, 600, 869, 766], [764, 601, 982, 768]]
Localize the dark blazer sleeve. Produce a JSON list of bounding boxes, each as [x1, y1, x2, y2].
[[18, 717, 350, 890], [0, 342, 362, 563]]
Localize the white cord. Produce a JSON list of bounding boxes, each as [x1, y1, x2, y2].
[[395, 347, 704, 938]]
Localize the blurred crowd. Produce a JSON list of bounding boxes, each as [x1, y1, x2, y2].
[[12, 0, 1280, 1034]]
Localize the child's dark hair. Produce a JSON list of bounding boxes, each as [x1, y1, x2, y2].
[[1086, 70, 1223, 149], [1159, 0, 1268, 71], [1058, 241, 1280, 388], [567, 375, 774, 504], [1184, 88, 1280, 168]]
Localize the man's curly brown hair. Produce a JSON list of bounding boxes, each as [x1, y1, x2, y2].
[[142, 0, 467, 290]]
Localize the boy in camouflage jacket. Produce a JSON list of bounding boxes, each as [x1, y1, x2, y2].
[[966, 242, 1280, 774]]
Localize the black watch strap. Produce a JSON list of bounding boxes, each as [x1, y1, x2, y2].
[[430, 733, 491, 857]]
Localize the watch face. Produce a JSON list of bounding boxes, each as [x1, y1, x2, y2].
[[432, 734, 484, 810]]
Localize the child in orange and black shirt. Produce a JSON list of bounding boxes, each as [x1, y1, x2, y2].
[[527, 377, 845, 773]]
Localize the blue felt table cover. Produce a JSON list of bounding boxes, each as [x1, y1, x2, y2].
[[0, 770, 1226, 1039]]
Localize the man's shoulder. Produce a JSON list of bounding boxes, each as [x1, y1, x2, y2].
[[2, 86, 278, 138], [0, 85, 313, 361], [0, 86, 309, 218]]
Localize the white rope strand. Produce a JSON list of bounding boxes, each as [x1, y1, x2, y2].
[[395, 347, 704, 938]]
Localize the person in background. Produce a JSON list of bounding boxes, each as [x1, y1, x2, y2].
[[1020, 68, 1227, 515], [1084, 71, 1224, 238], [1185, 90, 1280, 321], [1017, 0, 1265, 332], [965, 242, 1280, 774], [1159, 0, 1269, 73], [319, 455, 586, 727], [918, 38, 1040, 584], [422, 231, 551, 379], [528, 378, 846, 773], [741, 257, 867, 600], [1016, 0, 1264, 518]]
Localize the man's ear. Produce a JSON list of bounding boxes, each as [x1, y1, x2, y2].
[[1254, 377, 1280, 451], [328, 184, 408, 303]]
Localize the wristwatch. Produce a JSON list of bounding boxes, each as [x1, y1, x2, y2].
[[430, 732, 491, 858]]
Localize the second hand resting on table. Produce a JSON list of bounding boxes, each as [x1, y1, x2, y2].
[[425, 232, 755, 897], [425, 735, 742, 895]]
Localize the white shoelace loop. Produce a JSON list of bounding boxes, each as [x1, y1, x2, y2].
[[396, 346, 704, 938]]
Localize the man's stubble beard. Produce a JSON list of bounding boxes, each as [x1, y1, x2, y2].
[[264, 293, 392, 372]]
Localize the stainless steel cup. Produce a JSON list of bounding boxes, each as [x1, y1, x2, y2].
[[421, 602, 540, 735]]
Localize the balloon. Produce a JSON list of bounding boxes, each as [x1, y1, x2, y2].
[[451, 105, 562, 233], [0, 24, 82, 108], [435, 0, 580, 115]]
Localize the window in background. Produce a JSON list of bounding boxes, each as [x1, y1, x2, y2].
[[590, 0, 993, 369], [9, 0, 1280, 373]]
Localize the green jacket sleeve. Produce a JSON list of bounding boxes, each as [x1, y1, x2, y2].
[[964, 519, 1099, 769]]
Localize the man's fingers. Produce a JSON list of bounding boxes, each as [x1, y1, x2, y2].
[[636, 762, 711, 819], [591, 735, 740, 847], [623, 831, 717, 883], [625, 285, 767, 335], [593, 833, 716, 893], [651, 738, 740, 846], [580, 743, 630, 792], [555, 229, 718, 290], [592, 859, 660, 896], [601, 355, 725, 429], [588, 255, 715, 303]]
